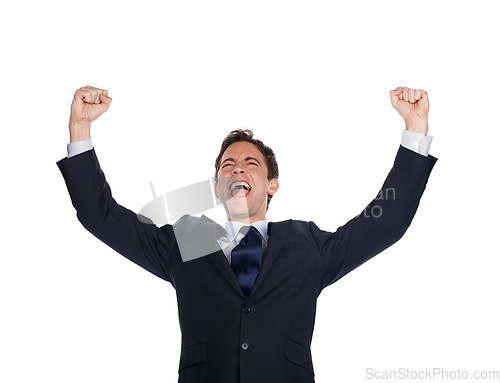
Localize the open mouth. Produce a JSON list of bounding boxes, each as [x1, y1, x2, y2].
[[229, 181, 251, 197]]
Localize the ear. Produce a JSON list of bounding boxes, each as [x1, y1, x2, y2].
[[214, 179, 219, 198], [267, 178, 279, 196]]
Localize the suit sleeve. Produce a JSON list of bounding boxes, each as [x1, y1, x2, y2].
[[56, 148, 175, 282], [309, 145, 438, 290]]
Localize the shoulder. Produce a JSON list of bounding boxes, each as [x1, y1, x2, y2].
[[268, 219, 325, 239]]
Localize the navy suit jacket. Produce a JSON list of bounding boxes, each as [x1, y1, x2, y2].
[[56, 145, 437, 383]]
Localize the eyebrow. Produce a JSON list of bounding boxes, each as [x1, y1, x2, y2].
[[221, 156, 261, 166]]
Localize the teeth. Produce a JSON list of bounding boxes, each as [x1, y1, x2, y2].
[[230, 181, 251, 192]]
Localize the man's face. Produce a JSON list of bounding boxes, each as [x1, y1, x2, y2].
[[215, 141, 278, 223]]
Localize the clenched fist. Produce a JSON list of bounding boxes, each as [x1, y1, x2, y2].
[[390, 86, 429, 136], [68, 85, 112, 142]]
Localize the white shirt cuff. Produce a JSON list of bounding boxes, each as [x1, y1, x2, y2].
[[401, 130, 432, 157], [67, 138, 93, 158]]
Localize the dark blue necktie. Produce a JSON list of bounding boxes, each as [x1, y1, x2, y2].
[[231, 226, 262, 298]]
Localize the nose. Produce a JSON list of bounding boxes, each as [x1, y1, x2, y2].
[[232, 164, 245, 175]]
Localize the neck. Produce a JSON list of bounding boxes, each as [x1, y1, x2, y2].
[[227, 214, 266, 224]]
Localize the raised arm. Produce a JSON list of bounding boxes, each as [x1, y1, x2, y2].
[[312, 87, 438, 289], [56, 86, 176, 283]]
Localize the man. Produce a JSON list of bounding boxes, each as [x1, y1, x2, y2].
[[57, 85, 437, 383]]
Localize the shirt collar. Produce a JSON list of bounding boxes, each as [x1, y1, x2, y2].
[[224, 220, 269, 243]]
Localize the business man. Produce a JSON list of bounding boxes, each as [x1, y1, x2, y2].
[[57, 85, 437, 383]]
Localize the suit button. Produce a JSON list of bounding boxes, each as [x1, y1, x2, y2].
[[242, 306, 251, 314], [241, 342, 249, 350]]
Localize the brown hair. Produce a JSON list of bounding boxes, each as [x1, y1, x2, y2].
[[215, 129, 279, 211]]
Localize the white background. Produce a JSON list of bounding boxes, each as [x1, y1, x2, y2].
[[1, 0, 499, 382]]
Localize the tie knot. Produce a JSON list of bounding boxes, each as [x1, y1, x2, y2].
[[239, 225, 261, 243]]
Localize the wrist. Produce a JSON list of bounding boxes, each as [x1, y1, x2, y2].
[[405, 119, 429, 136], [69, 121, 91, 142]]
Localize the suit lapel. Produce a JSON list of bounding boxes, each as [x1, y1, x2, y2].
[[199, 215, 246, 297], [248, 219, 292, 299], [208, 248, 246, 297]]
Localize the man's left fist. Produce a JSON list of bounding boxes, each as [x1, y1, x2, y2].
[[390, 86, 429, 135]]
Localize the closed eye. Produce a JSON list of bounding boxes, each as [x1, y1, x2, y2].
[[222, 162, 257, 168]]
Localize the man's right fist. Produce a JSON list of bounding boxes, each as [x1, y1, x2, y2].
[[69, 85, 112, 127]]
